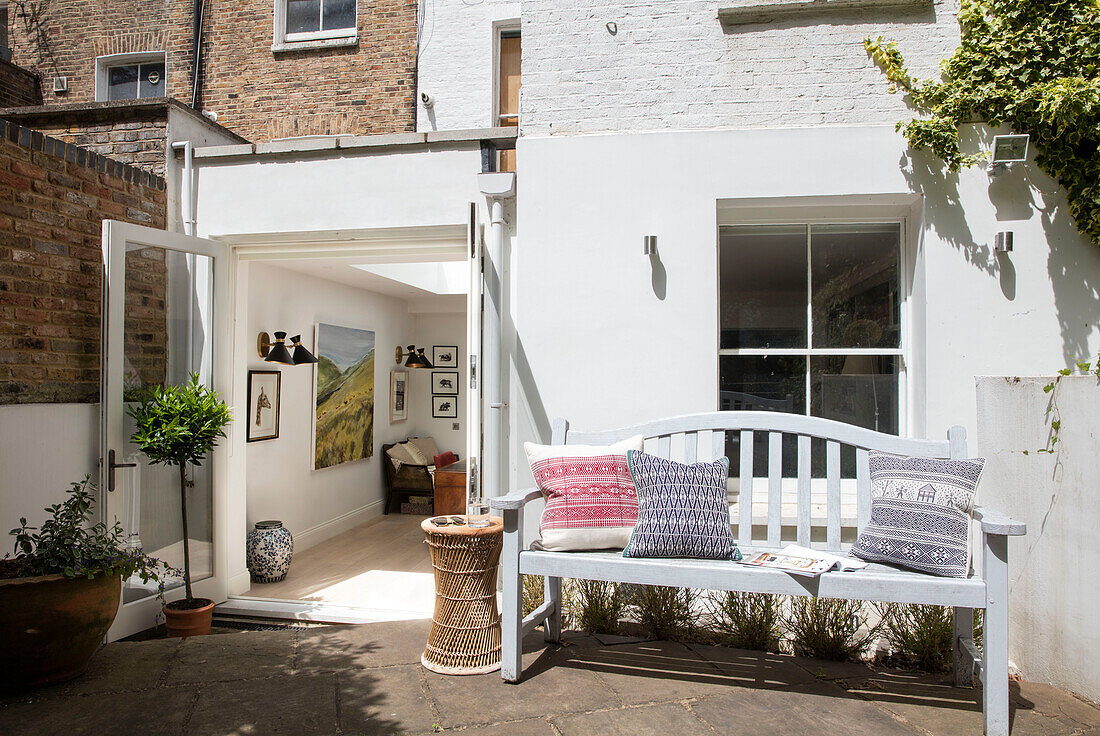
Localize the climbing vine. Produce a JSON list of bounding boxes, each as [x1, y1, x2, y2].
[[865, 0, 1100, 244]]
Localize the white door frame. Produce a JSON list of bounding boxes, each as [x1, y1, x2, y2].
[[212, 223, 477, 601]]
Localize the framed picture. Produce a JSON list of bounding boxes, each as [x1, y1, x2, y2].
[[431, 370, 459, 395], [432, 395, 458, 418], [313, 323, 376, 470], [247, 370, 281, 442], [390, 370, 408, 422], [432, 345, 458, 368]]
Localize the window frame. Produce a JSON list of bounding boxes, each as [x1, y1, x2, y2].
[[491, 19, 521, 128], [272, 0, 358, 52], [94, 52, 167, 102], [716, 216, 911, 435]]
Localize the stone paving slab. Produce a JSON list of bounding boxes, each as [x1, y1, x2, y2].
[[1, 621, 1099, 736]]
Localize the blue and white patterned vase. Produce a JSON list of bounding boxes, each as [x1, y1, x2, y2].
[[246, 520, 294, 583]]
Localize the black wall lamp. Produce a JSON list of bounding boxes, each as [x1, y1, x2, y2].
[[395, 345, 433, 369], [258, 331, 319, 366]]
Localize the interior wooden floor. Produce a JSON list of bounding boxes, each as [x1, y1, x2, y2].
[[242, 513, 435, 616]]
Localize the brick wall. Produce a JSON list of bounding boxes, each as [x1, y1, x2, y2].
[[0, 58, 41, 107], [7, 0, 417, 141], [520, 0, 961, 136], [0, 120, 167, 405], [28, 117, 168, 177]]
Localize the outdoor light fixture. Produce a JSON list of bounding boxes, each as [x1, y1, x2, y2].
[[643, 235, 657, 255], [994, 231, 1014, 253], [257, 331, 317, 366], [395, 345, 434, 369], [989, 134, 1030, 176]]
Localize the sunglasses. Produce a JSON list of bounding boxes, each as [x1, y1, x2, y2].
[[430, 516, 466, 527]]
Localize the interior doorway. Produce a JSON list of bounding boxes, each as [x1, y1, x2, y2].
[[223, 227, 480, 623]]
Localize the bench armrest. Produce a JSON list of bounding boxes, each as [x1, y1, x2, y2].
[[491, 487, 542, 511], [973, 506, 1027, 536]]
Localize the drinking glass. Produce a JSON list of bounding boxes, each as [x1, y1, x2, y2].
[[467, 497, 491, 528]]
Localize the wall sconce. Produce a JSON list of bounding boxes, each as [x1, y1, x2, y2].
[[395, 345, 434, 369], [257, 331, 318, 366], [994, 231, 1014, 253], [643, 235, 657, 255]]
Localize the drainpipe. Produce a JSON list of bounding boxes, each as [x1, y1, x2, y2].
[[191, 0, 206, 108], [477, 171, 516, 499], [172, 141, 195, 236]]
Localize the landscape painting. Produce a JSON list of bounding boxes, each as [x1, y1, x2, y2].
[[313, 323, 375, 470]]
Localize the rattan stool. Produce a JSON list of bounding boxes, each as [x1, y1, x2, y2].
[[420, 516, 503, 675]]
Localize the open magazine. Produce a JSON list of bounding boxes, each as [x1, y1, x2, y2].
[[738, 545, 869, 578]]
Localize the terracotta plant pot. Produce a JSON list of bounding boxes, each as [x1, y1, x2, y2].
[[164, 598, 215, 637], [0, 572, 121, 689]]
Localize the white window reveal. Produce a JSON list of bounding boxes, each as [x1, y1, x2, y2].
[[95, 53, 166, 102], [274, 0, 357, 52], [718, 222, 904, 436]]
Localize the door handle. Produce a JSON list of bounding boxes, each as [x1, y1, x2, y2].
[[107, 449, 137, 493]]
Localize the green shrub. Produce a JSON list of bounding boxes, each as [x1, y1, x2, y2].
[[877, 603, 954, 672], [786, 597, 880, 661], [707, 591, 785, 652], [632, 585, 699, 642], [522, 574, 544, 617], [573, 579, 627, 635]]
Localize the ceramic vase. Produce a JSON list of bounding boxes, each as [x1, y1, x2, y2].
[[246, 520, 293, 583]]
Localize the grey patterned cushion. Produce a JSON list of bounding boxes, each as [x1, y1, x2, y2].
[[850, 451, 986, 578], [623, 451, 741, 560]]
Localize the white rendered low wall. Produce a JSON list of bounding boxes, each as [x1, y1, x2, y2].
[[976, 375, 1100, 704]]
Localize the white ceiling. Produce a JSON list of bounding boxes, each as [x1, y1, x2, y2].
[[262, 257, 467, 313]]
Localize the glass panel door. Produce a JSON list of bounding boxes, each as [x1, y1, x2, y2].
[[102, 222, 230, 641], [466, 203, 483, 504]]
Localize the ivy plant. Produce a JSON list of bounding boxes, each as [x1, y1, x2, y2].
[[127, 374, 231, 601], [865, 0, 1100, 244], [6, 475, 167, 586]]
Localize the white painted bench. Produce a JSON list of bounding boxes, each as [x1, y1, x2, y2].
[[492, 412, 1026, 736]]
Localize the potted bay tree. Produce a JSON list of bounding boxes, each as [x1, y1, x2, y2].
[[127, 374, 231, 637]]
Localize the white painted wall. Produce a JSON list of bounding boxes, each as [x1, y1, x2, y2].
[[0, 403, 99, 531], [976, 375, 1100, 703], [408, 311, 468, 456], [506, 125, 1100, 488], [244, 262, 416, 551], [193, 144, 488, 238], [520, 0, 960, 136], [416, 0, 521, 132]]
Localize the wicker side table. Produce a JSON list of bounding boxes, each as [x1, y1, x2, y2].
[[420, 516, 504, 675]]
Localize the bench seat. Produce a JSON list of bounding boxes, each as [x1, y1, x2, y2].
[[519, 547, 987, 609]]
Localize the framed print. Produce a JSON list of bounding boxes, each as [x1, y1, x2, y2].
[[390, 370, 409, 422], [313, 323, 375, 470], [247, 370, 281, 442], [432, 395, 458, 418], [432, 345, 458, 368], [431, 370, 459, 395]]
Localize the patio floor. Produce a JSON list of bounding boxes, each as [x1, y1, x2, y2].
[[3, 619, 1098, 736]]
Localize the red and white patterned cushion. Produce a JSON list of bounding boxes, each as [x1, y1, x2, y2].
[[524, 436, 644, 551]]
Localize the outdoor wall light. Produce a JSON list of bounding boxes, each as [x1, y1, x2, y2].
[[989, 134, 1029, 176], [257, 331, 318, 366], [644, 235, 657, 255], [395, 345, 434, 369], [994, 231, 1014, 253]]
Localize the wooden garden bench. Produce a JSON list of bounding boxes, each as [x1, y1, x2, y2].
[[492, 412, 1026, 736]]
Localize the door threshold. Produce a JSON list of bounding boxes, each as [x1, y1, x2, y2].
[[219, 595, 432, 625]]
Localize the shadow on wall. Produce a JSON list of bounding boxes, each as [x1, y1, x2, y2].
[[719, 2, 937, 34], [903, 136, 1100, 366]]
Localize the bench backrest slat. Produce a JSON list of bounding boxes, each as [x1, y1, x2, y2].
[[738, 429, 753, 548], [826, 440, 842, 551], [554, 411, 963, 549], [797, 434, 812, 547]]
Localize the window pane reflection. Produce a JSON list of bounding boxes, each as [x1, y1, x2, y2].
[[287, 0, 320, 33], [720, 225, 807, 349], [810, 224, 900, 349], [810, 355, 898, 435], [322, 0, 356, 30]]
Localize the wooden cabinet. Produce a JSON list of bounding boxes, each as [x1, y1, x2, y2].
[[434, 460, 467, 516]]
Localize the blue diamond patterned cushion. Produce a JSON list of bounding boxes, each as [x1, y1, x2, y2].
[[850, 451, 985, 578], [623, 451, 741, 560]]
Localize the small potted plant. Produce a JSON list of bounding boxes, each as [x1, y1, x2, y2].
[[127, 373, 232, 637], [1, 476, 166, 688]]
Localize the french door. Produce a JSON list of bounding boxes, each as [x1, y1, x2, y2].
[[100, 221, 231, 640], [466, 202, 484, 506]]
